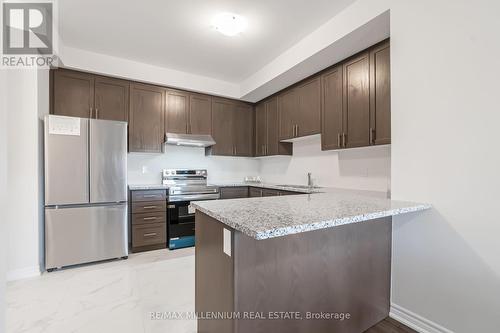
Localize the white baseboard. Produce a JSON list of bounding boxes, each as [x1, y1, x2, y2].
[[390, 304, 454, 333], [6, 266, 40, 282]]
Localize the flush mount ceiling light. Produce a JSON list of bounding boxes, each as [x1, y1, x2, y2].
[[212, 12, 247, 37]]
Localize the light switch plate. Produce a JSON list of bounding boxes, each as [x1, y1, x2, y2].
[[223, 228, 231, 257]]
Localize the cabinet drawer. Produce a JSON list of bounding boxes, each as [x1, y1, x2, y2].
[[132, 223, 166, 247], [131, 190, 167, 202], [132, 201, 166, 214], [219, 187, 248, 199], [132, 212, 166, 225]]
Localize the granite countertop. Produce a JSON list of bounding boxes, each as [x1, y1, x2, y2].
[[191, 189, 431, 240], [128, 184, 170, 190], [209, 182, 324, 194]]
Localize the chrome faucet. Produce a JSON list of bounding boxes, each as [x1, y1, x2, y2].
[[307, 172, 313, 188]]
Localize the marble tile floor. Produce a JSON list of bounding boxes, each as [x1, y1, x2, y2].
[[6, 248, 196, 333]]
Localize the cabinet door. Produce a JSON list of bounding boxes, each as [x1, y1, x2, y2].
[[370, 41, 391, 145], [211, 98, 235, 156], [321, 66, 343, 150], [94, 76, 129, 122], [129, 83, 165, 153], [234, 103, 254, 157], [249, 187, 263, 197], [278, 88, 299, 140], [255, 102, 267, 157], [297, 77, 321, 137], [219, 187, 248, 199], [343, 52, 370, 148], [262, 189, 279, 197], [52, 69, 94, 118], [165, 89, 189, 134], [189, 93, 212, 135], [266, 97, 292, 156]]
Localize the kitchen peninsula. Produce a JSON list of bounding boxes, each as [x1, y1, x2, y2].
[[192, 189, 430, 333]]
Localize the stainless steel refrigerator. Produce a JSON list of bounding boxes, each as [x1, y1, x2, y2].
[[44, 115, 128, 270]]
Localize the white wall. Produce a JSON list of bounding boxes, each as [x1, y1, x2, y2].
[[389, 0, 500, 332], [5, 69, 42, 281], [0, 69, 8, 333], [258, 136, 391, 192], [128, 145, 260, 185], [60, 46, 241, 100]]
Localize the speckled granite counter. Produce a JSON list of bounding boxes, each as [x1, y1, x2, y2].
[[191, 189, 431, 240], [128, 184, 169, 190], [210, 182, 324, 194]]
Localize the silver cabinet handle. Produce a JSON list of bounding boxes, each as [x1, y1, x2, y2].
[[143, 206, 157, 209], [370, 128, 375, 144], [143, 217, 158, 221], [143, 195, 158, 198], [95, 108, 99, 119], [342, 133, 347, 147], [337, 133, 341, 147], [143, 233, 157, 237], [89, 107, 93, 118]]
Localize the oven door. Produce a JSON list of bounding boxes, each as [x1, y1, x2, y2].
[[167, 200, 196, 240]]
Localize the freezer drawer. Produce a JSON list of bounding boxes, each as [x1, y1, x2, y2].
[[45, 204, 128, 270]]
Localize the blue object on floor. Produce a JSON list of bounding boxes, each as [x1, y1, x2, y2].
[[169, 236, 195, 249]]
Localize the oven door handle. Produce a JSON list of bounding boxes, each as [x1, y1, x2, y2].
[[168, 193, 220, 202]]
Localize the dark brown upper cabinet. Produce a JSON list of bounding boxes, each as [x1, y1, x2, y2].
[[210, 98, 254, 157], [321, 39, 391, 151], [278, 88, 299, 140], [296, 77, 321, 137], [256, 97, 292, 156], [211, 98, 235, 156], [369, 40, 391, 145], [129, 83, 165, 153], [255, 102, 267, 157], [189, 93, 212, 135], [234, 103, 254, 157], [321, 65, 343, 150], [342, 51, 371, 148], [278, 77, 320, 140], [165, 89, 189, 134], [52, 69, 128, 122], [52, 69, 95, 119], [94, 76, 129, 122]]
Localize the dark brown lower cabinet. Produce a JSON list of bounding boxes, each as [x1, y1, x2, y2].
[[261, 189, 279, 197], [249, 187, 263, 197], [130, 190, 167, 253], [129, 83, 165, 153], [219, 187, 249, 199]]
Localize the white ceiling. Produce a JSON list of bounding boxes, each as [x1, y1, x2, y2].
[[59, 0, 356, 83]]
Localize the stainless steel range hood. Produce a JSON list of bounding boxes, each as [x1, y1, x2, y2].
[[164, 132, 216, 148]]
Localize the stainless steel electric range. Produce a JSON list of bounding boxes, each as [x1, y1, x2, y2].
[[162, 169, 219, 249]]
